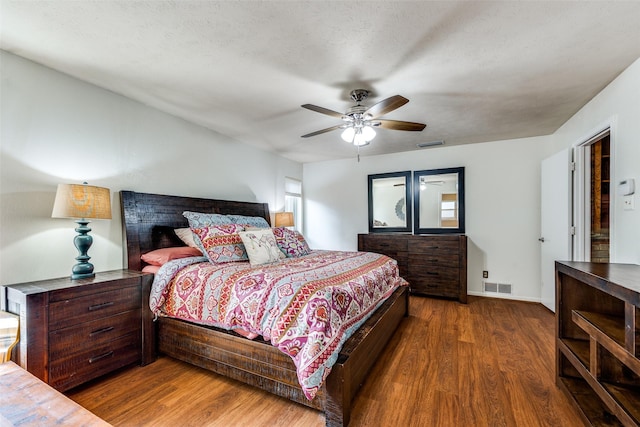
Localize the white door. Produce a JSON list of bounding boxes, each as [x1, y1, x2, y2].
[[540, 149, 572, 312]]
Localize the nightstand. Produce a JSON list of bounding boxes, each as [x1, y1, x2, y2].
[[0, 270, 155, 391]]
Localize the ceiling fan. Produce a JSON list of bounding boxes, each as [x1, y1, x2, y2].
[[301, 89, 426, 147]]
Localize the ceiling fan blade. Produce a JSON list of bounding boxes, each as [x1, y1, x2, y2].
[[301, 124, 344, 138], [365, 95, 409, 118], [376, 119, 426, 132], [301, 104, 345, 119]]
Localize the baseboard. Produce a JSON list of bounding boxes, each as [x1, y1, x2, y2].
[[467, 290, 541, 303]]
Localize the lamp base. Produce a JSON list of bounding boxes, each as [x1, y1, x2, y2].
[[71, 219, 95, 281], [71, 272, 96, 280]]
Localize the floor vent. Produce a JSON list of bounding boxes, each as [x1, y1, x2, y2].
[[483, 282, 513, 295]]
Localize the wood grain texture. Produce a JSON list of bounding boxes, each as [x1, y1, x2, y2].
[[1, 270, 154, 391], [68, 296, 584, 426], [1, 362, 110, 427], [358, 234, 468, 302], [120, 190, 409, 426], [556, 261, 640, 426]]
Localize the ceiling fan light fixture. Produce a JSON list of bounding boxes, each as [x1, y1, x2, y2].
[[341, 125, 376, 145], [362, 125, 376, 141], [341, 127, 355, 143]]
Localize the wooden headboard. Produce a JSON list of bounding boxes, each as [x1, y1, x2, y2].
[[120, 190, 271, 271]]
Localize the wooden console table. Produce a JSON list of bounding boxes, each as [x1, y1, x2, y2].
[[555, 261, 640, 426], [0, 361, 110, 426]]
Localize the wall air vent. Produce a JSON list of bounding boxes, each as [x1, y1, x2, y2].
[[416, 140, 444, 148], [483, 281, 513, 295]]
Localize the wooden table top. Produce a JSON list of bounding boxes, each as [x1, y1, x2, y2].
[[0, 361, 111, 426]]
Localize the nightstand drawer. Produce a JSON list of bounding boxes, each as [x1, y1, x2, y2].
[[49, 334, 141, 391], [49, 286, 141, 330], [49, 310, 141, 359]]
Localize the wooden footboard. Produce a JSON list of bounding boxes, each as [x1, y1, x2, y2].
[[157, 285, 409, 426]]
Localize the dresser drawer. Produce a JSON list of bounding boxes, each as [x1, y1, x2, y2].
[[360, 236, 408, 252], [49, 334, 141, 391], [49, 286, 141, 330], [408, 253, 459, 269], [408, 238, 459, 254], [410, 278, 460, 298], [408, 264, 460, 282], [49, 310, 141, 359]]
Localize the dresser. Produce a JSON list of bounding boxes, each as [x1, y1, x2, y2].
[[555, 261, 640, 426], [1, 269, 155, 391], [358, 234, 467, 303]]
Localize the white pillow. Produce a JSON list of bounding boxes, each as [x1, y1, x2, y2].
[[174, 228, 198, 248], [238, 228, 285, 266]]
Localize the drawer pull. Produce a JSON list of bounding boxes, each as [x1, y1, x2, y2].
[[89, 326, 115, 337], [88, 301, 114, 311], [89, 351, 114, 364], [379, 243, 390, 247], [427, 272, 439, 276]]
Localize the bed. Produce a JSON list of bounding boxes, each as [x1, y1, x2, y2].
[[120, 190, 409, 427]]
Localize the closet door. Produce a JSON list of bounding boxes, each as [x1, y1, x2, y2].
[[540, 148, 572, 312]]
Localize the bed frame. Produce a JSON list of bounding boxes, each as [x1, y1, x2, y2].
[[120, 190, 409, 427]]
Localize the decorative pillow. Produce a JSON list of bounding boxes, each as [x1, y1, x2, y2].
[[238, 229, 285, 266], [174, 228, 199, 248], [272, 227, 311, 258], [183, 211, 235, 252], [227, 214, 270, 229], [141, 246, 202, 266], [191, 224, 248, 263]]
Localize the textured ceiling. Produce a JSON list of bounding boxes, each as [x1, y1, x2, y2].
[[2, 1, 640, 163]]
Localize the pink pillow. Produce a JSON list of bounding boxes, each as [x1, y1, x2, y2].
[[142, 265, 161, 274], [272, 227, 311, 257], [141, 246, 202, 266]]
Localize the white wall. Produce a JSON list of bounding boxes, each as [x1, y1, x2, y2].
[[303, 56, 640, 303], [0, 52, 302, 284], [303, 136, 555, 302], [551, 57, 640, 265]]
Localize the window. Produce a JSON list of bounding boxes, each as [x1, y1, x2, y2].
[[440, 193, 458, 228], [284, 177, 302, 232]]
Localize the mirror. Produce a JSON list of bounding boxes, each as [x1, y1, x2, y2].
[[413, 167, 465, 234], [368, 171, 412, 233]]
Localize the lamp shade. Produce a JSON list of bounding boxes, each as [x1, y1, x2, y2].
[[275, 212, 294, 227], [52, 184, 112, 220]]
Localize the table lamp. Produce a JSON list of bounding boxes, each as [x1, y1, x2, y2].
[[52, 183, 112, 279], [274, 212, 294, 228]]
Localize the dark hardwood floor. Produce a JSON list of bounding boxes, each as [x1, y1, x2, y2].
[[67, 296, 585, 426]]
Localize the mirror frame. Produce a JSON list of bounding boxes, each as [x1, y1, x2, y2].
[[368, 171, 412, 233], [413, 167, 465, 234]]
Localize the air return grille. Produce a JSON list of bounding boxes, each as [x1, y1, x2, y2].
[[483, 282, 513, 295]]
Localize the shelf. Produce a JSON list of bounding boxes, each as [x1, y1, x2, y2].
[[601, 382, 640, 425], [556, 262, 640, 427], [573, 311, 625, 346], [572, 310, 640, 378], [561, 337, 591, 370], [559, 377, 623, 427], [560, 341, 640, 426]]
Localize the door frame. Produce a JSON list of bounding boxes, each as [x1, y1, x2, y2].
[[572, 117, 616, 262]]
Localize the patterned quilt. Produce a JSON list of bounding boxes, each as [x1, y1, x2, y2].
[[149, 250, 407, 400]]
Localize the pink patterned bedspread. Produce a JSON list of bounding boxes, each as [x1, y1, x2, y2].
[[149, 250, 407, 400]]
